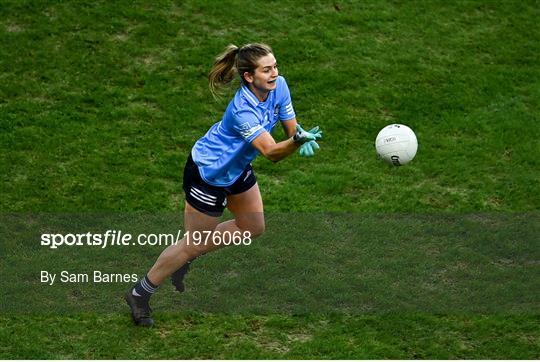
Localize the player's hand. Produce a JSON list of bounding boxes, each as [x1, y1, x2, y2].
[[299, 140, 320, 157], [293, 124, 322, 144]]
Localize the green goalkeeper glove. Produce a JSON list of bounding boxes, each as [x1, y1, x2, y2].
[[293, 124, 322, 144], [295, 125, 322, 157], [299, 140, 320, 157]]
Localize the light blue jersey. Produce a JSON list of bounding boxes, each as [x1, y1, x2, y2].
[[191, 76, 296, 186]]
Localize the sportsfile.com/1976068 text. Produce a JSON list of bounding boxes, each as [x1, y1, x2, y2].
[[40, 229, 252, 249]]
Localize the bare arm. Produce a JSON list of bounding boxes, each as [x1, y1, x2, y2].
[[251, 131, 299, 163], [281, 118, 298, 138], [251, 118, 319, 162]]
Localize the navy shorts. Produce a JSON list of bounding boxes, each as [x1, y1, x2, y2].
[[182, 154, 257, 217]]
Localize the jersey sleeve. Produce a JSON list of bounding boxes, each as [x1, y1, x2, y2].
[[232, 109, 266, 143], [278, 76, 296, 121]]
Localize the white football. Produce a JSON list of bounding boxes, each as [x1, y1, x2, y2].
[[375, 124, 418, 166]]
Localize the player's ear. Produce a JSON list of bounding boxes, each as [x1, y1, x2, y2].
[[243, 71, 254, 84]]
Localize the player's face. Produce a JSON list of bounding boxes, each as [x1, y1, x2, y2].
[[245, 53, 279, 99]]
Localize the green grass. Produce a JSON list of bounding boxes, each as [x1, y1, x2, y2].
[[1, 0, 539, 359], [1, 313, 538, 359], [2, 0, 538, 212]]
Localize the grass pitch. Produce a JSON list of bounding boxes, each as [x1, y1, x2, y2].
[[1, 0, 539, 359]]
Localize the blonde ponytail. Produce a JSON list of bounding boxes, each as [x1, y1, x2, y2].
[[208, 43, 274, 100], [208, 44, 239, 99]]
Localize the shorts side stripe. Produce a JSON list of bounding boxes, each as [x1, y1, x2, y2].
[[191, 186, 217, 200], [190, 191, 217, 206]]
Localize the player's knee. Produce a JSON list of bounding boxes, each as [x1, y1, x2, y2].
[[236, 213, 265, 238], [236, 221, 265, 238], [246, 221, 265, 238]]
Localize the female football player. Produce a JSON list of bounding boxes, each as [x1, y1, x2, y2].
[[125, 43, 322, 326]]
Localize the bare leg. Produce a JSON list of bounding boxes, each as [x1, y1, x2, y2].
[[146, 202, 220, 285], [147, 182, 265, 286], [126, 183, 265, 326]]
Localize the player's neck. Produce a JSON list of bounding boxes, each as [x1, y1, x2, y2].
[[247, 84, 269, 102]]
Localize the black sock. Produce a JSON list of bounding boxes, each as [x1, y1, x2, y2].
[[132, 275, 158, 302]]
